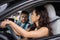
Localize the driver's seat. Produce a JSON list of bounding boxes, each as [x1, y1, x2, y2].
[[45, 4, 60, 35]]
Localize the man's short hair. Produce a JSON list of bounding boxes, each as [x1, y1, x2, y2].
[[21, 11, 29, 16]]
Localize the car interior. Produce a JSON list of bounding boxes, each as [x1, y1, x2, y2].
[[0, 1, 60, 40]]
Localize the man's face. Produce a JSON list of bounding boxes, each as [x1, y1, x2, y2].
[[20, 14, 28, 23]]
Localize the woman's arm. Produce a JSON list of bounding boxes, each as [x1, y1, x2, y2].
[[9, 21, 49, 38], [13, 28, 21, 36], [1, 20, 49, 38]]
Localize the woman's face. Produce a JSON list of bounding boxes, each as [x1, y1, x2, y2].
[[31, 10, 40, 23]]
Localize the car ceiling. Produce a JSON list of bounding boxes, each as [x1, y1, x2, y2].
[[0, 0, 14, 5], [0, 0, 24, 5], [0, 0, 60, 5]]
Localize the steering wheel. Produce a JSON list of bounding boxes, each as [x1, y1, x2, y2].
[[0, 34, 8, 40], [6, 24, 18, 40], [0, 24, 18, 40]]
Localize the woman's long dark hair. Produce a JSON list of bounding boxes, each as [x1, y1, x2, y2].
[[30, 6, 53, 36]]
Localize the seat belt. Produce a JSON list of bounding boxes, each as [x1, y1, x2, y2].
[[48, 18, 60, 24]]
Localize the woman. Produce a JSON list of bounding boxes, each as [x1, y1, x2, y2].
[[1, 6, 52, 39]]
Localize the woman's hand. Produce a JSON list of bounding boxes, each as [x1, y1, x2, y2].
[[1, 19, 12, 28]]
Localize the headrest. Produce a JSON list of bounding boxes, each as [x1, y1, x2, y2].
[[44, 4, 59, 21]]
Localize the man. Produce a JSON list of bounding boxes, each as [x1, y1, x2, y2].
[[16, 11, 32, 40], [16, 11, 31, 30]]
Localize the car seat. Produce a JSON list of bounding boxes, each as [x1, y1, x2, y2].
[[45, 4, 60, 35]]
